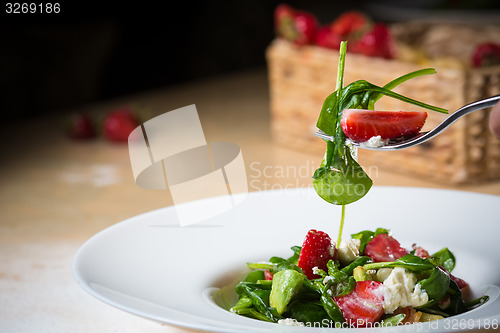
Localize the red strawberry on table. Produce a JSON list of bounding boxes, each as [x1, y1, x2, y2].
[[103, 108, 139, 142], [364, 234, 409, 262], [297, 229, 336, 280], [350, 23, 395, 59], [67, 113, 95, 140], [341, 109, 428, 142], [275, 4, 318, 46], [334, 280, 385, 327], [472, 42, 500, 68]]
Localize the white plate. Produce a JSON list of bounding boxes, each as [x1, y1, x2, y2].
[[73, 187, 500, 332]]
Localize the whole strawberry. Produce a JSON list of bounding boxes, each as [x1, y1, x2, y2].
[[315, 11, 371, 51], [103, 108, 139, 142], [275, 4, 318, 46], [315, 25, 342, 50], [67, 113, 95, 140], [350, 23, 395, 59], [297, 229, 336, 279], [330, 11, 371, 40], [472, 42, 500, 68]]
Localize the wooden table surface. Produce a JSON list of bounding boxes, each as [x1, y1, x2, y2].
[[1, 68, 499, 332]]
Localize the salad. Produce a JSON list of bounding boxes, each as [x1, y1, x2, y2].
[[229, 41, 488, 327], [229, 228, 488, 327]]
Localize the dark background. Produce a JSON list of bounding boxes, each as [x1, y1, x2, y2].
[[1, 0, 499, 120]]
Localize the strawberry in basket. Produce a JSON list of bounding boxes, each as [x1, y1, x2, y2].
[[275, 4, 318, 46]]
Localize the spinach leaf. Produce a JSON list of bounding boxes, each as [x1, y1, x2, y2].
[[312, 153, 373, 205], [325, 260, 356, 297], [230, 296, 253, 312], [320, 290, 345, 323], [289, 245, 301, 262], [235, 282, 280, 322], [312, 41, 447, 206], [340, 256, 372, 275], [243, 270, 265, 283], [431, 248, 456, 272], [285, 300, 331, 327], [447, 279, 467, 315], [363, 254, 435, 272], [464, 295, 489, 310], [418, 266, 450, 301], [231, 307, 275, 322], [326, 260, 344, 280]]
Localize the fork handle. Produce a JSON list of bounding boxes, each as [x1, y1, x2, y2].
[[429, 95, 500, 137]]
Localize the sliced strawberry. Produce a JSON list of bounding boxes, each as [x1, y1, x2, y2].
[[472, 42, 500, 68], [264, 270, 274, 281], [341, 109, 427, 142], [450, 274, 468, 290], [364, 234, 409, 262], [334, 280, 384, 327], [297, 229, 335, 280], [412, 244, 430, 259], [350, 23, 395, 59]]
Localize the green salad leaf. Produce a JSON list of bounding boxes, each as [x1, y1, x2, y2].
[[418, 266, 450, 301], [363, 254, 435, 272], [312, 42, 448, 206], [431, 247, 456, 272]]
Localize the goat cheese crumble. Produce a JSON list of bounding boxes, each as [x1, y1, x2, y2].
[[337, 238, 361, 265], [379, 267, 429, 313], [360, 135, 389, 148]]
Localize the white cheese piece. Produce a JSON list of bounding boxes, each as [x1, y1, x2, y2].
[[360, 135, 389, 148], [337, 238, 361, 265], [379, 267, 429, 313], [278, 318, 305, 326]]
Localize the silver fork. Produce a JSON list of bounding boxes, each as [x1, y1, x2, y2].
[[314, 95, 500, 151]]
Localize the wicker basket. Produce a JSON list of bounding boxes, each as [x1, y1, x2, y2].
[[267, 37, 500, 184]]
